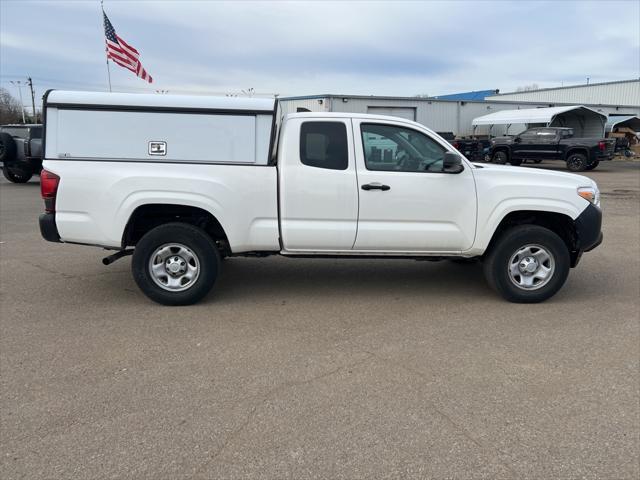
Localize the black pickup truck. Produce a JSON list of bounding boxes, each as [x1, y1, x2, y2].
[[0, 124, 43, 183], [489, 127, 615, 172], [436, 132, 490, 162]]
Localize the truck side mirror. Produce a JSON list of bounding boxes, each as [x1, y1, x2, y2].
[[513, 137, 522, 143], [443, 152, 464, 173]]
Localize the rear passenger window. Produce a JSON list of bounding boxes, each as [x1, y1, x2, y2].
[[300, 122, 348, 170]]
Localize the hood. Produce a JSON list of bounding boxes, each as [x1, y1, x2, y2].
[[472, 162, 596, 188]]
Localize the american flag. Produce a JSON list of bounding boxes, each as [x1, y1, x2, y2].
[[103, 11, 153, 83]]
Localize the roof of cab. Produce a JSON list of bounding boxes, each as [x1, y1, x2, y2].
[[285, 111, 433, 129], [46, 90, 276, 113]]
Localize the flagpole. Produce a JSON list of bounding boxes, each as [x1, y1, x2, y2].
[[101, 0, 112, 92], [106, 59, 112, 93]]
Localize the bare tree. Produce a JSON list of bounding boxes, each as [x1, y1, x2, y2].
[[0, 88, 24, 124], [516, 83, 540, 92]]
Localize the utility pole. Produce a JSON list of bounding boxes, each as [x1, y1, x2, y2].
[[27, 77, 37, 121], [9, 80, 26, 123]]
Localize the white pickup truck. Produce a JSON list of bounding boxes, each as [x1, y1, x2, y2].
[[39, 91, 603, 305]]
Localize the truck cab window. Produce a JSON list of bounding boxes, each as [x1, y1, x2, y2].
[[561, 129, 574, 138], [537, 129, 557, 136], [519, 129, 539, 139], [300, 122, 348, 170], [360, 123, 446, 172]]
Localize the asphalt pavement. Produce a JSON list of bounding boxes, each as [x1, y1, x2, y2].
[[1, 161, 639, 479]]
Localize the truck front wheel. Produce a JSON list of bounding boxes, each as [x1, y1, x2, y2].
[[483, 225, 570, 303], [492, 151, 508, 164], [132, 222, 220, 305]]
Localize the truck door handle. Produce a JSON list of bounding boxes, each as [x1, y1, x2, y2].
[[361, 183, 390, 191]]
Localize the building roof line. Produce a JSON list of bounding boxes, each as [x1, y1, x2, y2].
[[279, 94, 639, 109], [487, 78, 640, 97]]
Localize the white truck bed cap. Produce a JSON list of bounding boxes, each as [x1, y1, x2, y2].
[[46, 90, 276, 113]]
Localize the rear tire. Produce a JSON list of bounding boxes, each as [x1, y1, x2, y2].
[[483, 225, 570, 303], [2, 163, 33, 183], [566, 153, 588, 172], [585, 159, 599, 171], [492, 151, 508, 164], [132, 222, 220, 305]]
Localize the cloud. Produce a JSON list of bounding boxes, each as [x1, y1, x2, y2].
[[1, 0, 638, 100]]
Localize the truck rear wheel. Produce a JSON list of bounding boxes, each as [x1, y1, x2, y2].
[[483, 225, 570, 303], [132, 222, 220, 305], [585, 159, 599, 171], [566, 153, 588, 172]]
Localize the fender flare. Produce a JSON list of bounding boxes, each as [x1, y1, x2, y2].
[[474, 200, 583, 252], [115, 192, 231, 246]]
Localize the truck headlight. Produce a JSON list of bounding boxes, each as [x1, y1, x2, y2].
[[577, 186, 599, 206]]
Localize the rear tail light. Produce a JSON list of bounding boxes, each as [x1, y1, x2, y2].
[[453, 142, 460, 150], [40, 169, 60, 213], [598, 141, 606, 151]]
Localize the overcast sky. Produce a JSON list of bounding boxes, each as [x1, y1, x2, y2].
[[1, 0, 639, 107]]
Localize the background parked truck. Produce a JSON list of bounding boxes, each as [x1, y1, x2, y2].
[[489, 127, 615, 171]]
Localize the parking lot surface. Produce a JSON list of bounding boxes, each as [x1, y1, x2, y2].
[[1, 161, 639, 479]]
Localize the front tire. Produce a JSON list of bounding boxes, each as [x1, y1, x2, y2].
[[492, 151, 508, 164], [566, 153, 588, 172], [483, 225, 570, 303], [132, 223, 220, 305]]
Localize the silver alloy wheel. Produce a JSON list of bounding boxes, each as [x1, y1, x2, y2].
[[508, 244, 555, 290], [148, 243, 200, 292]]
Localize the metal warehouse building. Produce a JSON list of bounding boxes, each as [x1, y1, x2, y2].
[[485, 79, 640, 106], [279, 79, 640, 137]]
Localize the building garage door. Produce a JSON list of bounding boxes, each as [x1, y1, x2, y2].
[[367, 106, 416, 121]]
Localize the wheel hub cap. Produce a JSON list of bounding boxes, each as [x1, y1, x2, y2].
[[519, 256, 538, 273], [508, 244, 555, 291], [165, 256, 186, 275], [149, 244, 200, 292]]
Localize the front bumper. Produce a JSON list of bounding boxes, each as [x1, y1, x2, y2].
[[39, 213, 61, 243], [571, 203, 602, 267], [575, 203, 602, 251]]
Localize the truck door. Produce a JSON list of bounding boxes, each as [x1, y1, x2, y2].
[[536, 128, 561, 159], [353, 120, 477, 252], [278, 117, 358, 251], [512, 128, 541, 160]]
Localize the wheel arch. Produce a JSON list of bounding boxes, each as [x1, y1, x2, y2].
[[565, 147, 589, 160], [122, 203, 231, 255], [484, 210, 581, 266]]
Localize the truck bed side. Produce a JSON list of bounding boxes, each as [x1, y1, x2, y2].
[[46, 160, 280, 251]]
